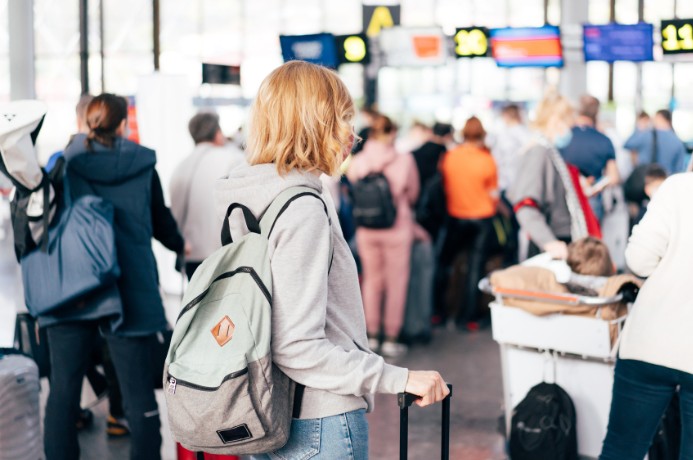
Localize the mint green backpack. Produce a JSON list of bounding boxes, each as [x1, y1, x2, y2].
[[163, 186, 330, 456]]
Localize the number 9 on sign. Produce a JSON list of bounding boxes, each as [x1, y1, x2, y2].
[[344, 36, 367, 62], [454, 27, 489, 58]]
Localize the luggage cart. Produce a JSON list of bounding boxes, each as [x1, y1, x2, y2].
[[480, 279, 628, 459]]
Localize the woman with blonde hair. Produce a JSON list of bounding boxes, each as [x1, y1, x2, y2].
[[215, 61, 448, 459], [508, 91, 600, 260]]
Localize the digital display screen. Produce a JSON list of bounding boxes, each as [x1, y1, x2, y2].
[[279, 33, 338, 68], [335, 34, 370, 65], [454, 27, 490, 58], [661, 19, 693, 55], [489, 26, 563, 68], [202, 63, 241, 85], [379, 27, 447, 67], [583, 23, 654, 62]]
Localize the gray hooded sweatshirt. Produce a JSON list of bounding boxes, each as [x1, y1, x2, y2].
[[214, 163, 409, 419]]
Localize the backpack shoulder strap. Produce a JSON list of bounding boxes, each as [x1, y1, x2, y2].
[[259, 186, 334, 270]]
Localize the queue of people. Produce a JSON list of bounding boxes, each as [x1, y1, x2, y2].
[[2, 59, 692, 458]]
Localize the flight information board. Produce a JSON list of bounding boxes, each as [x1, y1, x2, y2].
[[279, 33, 338, 68], [489, 26, 563, 68], [454, 27, 490, 58], [661, 19, 693, 55], [583, 23, 654, 62]]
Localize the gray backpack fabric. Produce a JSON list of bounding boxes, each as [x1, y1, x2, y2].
[[164, 186, 330, 456]]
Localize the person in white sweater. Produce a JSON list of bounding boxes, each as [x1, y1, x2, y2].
[[600, 173, 693, 459], [216, 61, 449, 459], [170, 112, 246, 279]]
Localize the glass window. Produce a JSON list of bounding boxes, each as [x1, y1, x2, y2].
[[586, 62, 610, 102], [282, 0, 322, 34], [435, 0, 473, 33], [674, 63, 693, 141], [402, 0, 436, 27], [508, 0, 543, 27], [588, 0, 611, 23], [643, 0, 674, 24], [0, 1, 9, 102], [102, 0, 153, 94], [323, 0, 361, 34], [33, 0, 82, 161], [678, 1, 693, 17], [479, 0, 509, 28], [615, 0, 639, 23]]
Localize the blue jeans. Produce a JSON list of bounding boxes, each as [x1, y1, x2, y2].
[[252, 409, 369, 460], [600, 358, 693, 459]]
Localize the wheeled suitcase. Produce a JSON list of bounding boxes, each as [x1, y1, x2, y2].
[[398, 384, 453, 460], [402, 240, 434, 343], [0, 348, 41, 460], [13, 312, 51, 378]]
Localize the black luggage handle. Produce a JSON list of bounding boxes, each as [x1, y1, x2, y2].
[[398, 384, 453, 460]]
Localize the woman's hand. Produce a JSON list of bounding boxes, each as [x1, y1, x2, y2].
[[543, 240, 568, 260], [405, 371, 450, 407]]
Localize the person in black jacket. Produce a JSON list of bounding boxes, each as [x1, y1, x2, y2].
[[43, 94, 184, 460]]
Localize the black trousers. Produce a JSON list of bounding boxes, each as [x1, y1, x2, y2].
[[44, 321, 162, 460], [434, 217, 492, 324], [185, 261, 202, 281]]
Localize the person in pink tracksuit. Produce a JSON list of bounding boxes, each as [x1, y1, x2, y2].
[[347, 115, 420, 357]]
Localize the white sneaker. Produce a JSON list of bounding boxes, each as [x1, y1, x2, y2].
[[380, 340, 408, 358], [368, 337, 380, 351]]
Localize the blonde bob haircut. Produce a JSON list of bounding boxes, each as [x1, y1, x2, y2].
[[532, 89, 575, 135], [245, 61, 355, 176]]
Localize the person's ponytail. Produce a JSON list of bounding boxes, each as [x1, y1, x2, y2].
[[85, 93, 128, 149]]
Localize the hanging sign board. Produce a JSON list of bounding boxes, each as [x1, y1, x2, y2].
[[202, 63, 241, 85], [335, 34, 370, 65], [454, 27, 490, 58], [380, 27, 447, 67], [661, 19, 693, 55], [279, 33, 339, 68], [363, 5, 400, 37]]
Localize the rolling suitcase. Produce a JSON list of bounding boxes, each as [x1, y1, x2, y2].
[[402, 240, 434, 343], [398, 384, 453, 460], [0, 348, 41, 460]]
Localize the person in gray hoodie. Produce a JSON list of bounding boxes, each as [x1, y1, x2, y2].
[[214, 61, 449, 459]]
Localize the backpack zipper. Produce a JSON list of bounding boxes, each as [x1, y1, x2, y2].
[[166, 367, 249, 394], [177, 266, 271, 321]]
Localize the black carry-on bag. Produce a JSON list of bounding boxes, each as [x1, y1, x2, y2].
[[398, 384, 453, 460]]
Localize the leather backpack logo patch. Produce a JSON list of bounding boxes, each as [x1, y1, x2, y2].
[[211, 315, 235, 347]]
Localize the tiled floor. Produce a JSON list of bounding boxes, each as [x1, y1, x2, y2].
[[69, 326, 507, 460]]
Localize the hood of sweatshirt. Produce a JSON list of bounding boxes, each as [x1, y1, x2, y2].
[[64, 134, 156, 185], [214, 162, 324, 237], [353, 139, 399, 175]]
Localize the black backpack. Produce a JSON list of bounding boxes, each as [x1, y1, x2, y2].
[[351, 172, 397, 229], [509, 382, 578, 460], [416, 172, 446, 239], [624, 129, 659, 204]]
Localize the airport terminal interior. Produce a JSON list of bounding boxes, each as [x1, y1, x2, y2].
[[2, 0, 693, 459]]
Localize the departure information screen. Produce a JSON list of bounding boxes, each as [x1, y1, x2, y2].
[[454, 27, 490, 58], [489, 26, 563, 68], [279, 33, 338, 68], [661, 19, 693, 55], [583, 23, 654, 62]]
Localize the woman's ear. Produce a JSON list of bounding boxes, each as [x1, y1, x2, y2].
[[115, 118, 128, 137]]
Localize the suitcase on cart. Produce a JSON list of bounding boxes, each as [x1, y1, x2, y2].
[[398, 384, 453, 460], [0, 348, 41, 460]]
